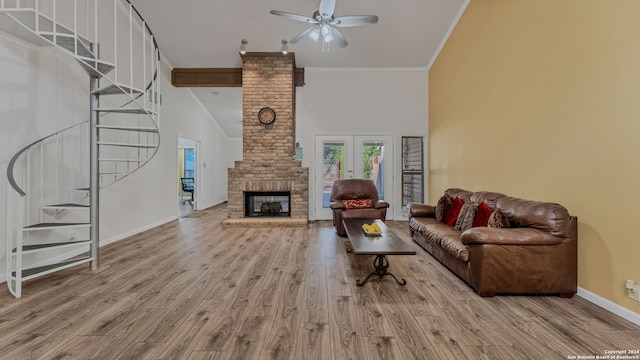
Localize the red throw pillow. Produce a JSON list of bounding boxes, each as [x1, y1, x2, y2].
[[444, 197, 463, 226], [473, 202, 492, 227], [342, 199, 373, 209]]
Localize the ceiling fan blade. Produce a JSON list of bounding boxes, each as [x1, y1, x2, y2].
[[290, 27, 316, 44], [319, 0, 336, 17], [333, 15, 379, 27], [330, 27, 348, 48], [270, 10, 317, 24]]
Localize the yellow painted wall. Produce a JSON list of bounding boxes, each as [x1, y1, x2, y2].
[[430, 0, 640, 313]]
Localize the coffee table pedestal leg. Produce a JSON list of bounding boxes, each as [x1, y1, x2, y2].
[[356, 255, 407, 286]]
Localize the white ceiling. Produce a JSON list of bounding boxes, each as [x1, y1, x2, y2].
[[129, 0, 467, 137]]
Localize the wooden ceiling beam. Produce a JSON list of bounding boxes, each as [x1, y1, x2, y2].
[[171, 67, 305, 87]]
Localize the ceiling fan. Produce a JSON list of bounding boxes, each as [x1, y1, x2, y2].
[[270, 0, 378, 49]]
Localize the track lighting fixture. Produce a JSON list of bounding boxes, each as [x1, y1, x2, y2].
[[240, 39, 247, 55]]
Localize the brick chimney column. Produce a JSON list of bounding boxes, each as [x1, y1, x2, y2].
[[226, 53, 308, 222]]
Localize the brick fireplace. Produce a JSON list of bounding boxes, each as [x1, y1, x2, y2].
[[223, 53, 309, 226]]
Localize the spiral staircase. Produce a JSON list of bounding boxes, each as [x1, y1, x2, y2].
[[2, 0, 161, 297]]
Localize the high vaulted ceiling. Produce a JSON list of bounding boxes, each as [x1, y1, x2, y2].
[[129, 0, 467, 137]]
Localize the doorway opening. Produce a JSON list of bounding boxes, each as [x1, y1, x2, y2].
[[178, 137, 199, 217], [314, 135, 393, 220]]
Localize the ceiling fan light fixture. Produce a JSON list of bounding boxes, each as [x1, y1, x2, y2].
[[240, 39, 248, 55], [281, 39, 288, 54], [321, 24, 332, 37], [309, 28, 320, 41]]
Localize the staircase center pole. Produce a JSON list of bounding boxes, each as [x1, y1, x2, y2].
[[89, 43, 100, 272]]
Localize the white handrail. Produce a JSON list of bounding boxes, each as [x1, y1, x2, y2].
[[142, 20, 146, 109], [15, 197, 24, 298], [113, 0, 117, 84], [52, 0, 56, 47], [74, 0, 77, 56], [35, 0, 39, 32], [129, 2, 132, 96], [94, 0, 97, 46]]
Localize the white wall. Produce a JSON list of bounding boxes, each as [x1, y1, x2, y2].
[[296, 68, 429, 220], [0, 30, 239, 281]]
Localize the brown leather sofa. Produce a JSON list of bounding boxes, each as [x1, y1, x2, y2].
[[330, 179, 389, 236], [408, 188, 577, 297]]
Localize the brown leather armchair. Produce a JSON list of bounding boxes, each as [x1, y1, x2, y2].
[[329, 179, 390, 236]]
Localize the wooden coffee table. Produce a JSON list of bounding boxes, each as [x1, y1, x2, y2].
[[342, 218, 416, 286]]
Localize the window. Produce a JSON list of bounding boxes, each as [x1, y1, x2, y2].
[[401, 136, 423, 206]]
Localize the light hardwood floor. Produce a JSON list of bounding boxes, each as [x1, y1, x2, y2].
[[1, 204, 639, 359]]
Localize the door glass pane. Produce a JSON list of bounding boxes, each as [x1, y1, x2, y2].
[[322, 143, 345, 208], [184, 148, 195, 178], [361, 142, 385, 200]]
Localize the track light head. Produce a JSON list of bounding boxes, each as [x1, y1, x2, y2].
[[240, 39, 248, 55]]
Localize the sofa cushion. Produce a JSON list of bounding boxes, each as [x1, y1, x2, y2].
[[445, 197, 464, 226], [342, 208, 386, 219], [409, 217, 442, 244], [342, 199, 373, 209], [473, 202, 492, 227], [412, 218, 463, 252], [455, 202, 477, 232], [496, 197, 571, 237], [469, 191, 507, 210], [488, 209, 510, 228], [435, 195, 452, 223], [445, 188, 473, 202]]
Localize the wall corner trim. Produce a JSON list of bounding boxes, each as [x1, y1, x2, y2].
[[427, 0, 471, 71]]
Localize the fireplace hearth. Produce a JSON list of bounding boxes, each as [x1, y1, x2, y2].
[[245, 191, 290, 217]]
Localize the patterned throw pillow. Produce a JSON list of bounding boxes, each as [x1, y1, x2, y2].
[[460, 203, 479, 231], [435, 195, 452, 223], [456, 202, 478, 232], [488, 209, 510, 228], [342, 199, 373, 209]]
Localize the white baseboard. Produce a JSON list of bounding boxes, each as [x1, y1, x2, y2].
[[577, 287, 640, 326], [101, 216, 177, 247]]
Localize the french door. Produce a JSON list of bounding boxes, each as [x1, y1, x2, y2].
[[315, 135, 393, 220]]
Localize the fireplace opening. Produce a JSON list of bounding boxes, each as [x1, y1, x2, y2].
[[244, 191, 291, 217]]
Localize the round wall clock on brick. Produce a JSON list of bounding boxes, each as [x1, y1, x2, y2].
[[258, 107, 276, 125]]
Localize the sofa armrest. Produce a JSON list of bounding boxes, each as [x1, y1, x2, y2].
[[461, 227, 564, 246], [374, 200, 390, 209], [329, 201, 346, 210], [407, 203, 435, 218]]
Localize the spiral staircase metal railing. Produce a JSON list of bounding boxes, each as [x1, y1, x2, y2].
[[1, 0, 161, 297]]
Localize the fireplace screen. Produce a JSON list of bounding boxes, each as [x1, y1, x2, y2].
[[244, 192, 291, 217]]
